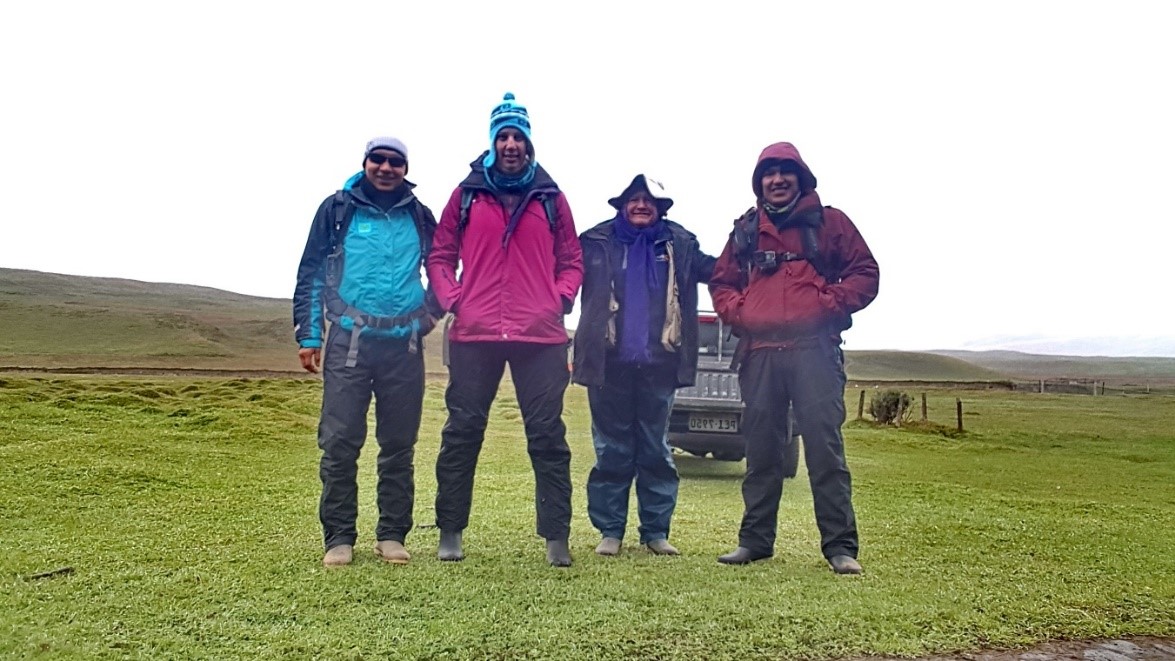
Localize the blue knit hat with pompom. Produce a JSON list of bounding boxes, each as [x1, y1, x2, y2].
[[482, 92, 534, 170]]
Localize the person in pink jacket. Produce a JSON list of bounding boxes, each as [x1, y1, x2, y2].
[[426, 92, 584, 567]]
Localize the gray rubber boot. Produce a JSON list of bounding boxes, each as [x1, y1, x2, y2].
[[546, 539, 572, 567], [595, 537, 622, 556], [438, 530, 464, 562], [646, 539, 679, 556]]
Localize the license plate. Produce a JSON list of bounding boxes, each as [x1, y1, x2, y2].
[[688, 413, 739, 433]]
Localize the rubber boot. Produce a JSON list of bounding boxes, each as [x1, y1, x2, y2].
[[595, 537, 622, 556], [829, 554, 862, 575], [438, 530, 464, 562], [546, 539, 572, 567], [717, 546, 772, 565], [646, 539, 679, 556]]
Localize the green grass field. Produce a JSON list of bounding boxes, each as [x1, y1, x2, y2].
[[2, 376, 1172, 659]]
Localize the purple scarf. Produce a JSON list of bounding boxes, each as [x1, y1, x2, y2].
[[612, 213, 666, 364]]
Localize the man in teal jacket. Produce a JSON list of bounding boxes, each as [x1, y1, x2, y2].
[[293, 136, 442, 567]]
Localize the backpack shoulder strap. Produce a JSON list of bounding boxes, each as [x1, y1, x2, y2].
[[458, 188, 475, 234], [330, 190, 353, 254], [731, 207, 758, 274], [409, 198, 435, 263], [409, 198, 434, 227], [803, 208, 831, 281], [325, 191, 354, 289], [539, 192, 559, 234]]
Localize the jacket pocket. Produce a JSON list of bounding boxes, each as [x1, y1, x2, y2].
[[739, 267, 837, 335]]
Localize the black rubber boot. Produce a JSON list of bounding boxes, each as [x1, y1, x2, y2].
[[546, 539, 572, 567], [438, 530, 464, 562], [829, 554, 862, 575], [717, 546, 772, 565]]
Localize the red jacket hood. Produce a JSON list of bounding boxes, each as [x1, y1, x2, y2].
[[752, 142, 817, 199]]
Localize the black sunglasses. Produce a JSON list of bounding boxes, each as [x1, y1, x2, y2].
[[367, 153, 406, 167]]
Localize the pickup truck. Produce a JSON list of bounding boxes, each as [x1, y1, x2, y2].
[[667, 313, 800, 474]]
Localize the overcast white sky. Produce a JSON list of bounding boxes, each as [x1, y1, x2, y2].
[[2, 1, 1172, 356]]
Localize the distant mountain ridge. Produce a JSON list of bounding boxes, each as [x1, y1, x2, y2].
[[929, 349, 1175, 384], [952, 334, 1175, 358]]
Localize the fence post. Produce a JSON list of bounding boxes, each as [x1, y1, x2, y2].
[[956, 398, 964, 432], [1040, 379, 1045, 394], [896, 399, 905, 427], [921, 393, 928, 422], [857, 390, 865, 420]]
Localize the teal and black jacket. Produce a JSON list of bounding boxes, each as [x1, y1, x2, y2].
[[293, 173, 443, 351]]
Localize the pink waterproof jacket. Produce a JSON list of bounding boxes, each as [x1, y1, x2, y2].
[[427, 159, 583, 344]]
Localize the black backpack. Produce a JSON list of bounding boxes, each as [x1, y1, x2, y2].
[[730, 206, 833, 284]]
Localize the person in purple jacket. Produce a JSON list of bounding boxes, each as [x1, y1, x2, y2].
[[426, 92, 584, 567]]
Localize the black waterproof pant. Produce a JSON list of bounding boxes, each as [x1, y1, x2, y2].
[[318, 326, 424, 550], [737, 337, 858, 559], [435, 341, 573, 540]]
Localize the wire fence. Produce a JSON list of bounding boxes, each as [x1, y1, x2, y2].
[[1009, 378, 1171, 396], [849, 379, 1175, 397]]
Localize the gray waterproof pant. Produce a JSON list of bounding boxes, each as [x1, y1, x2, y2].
[[737, 337, 858, 559], [318, 326, 424, 550]]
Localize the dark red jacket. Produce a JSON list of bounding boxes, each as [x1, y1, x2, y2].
[[709, 142, 879, 348], [427, 157, 583, 344]]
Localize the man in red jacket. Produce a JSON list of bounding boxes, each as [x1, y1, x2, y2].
[[426, 92, 583, 567], [709, 142, 879, 573]]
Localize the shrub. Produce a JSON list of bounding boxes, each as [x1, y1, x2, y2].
[[869, 390, 911, 425]]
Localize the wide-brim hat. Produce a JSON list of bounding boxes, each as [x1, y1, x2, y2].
[[608, 174, 674, 213]]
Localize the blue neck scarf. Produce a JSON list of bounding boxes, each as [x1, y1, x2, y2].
[[484, 161, 537, 194], [613, 213, 666, 364]]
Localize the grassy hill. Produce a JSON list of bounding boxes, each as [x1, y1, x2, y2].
[[844, 350, 1004, 382], [930, 349, 1175, 385], [0, 268, 454, 374], [0, 268, 305, 373], [15, 267, 1168, 384]]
